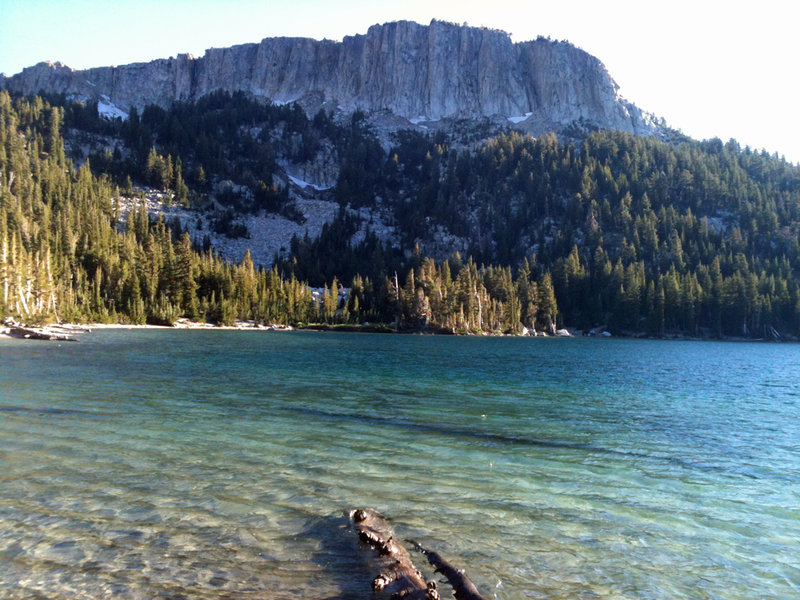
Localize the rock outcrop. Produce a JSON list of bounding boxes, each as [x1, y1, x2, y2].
[[1, 20, 659, 136]]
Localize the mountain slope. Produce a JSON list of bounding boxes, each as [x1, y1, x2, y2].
[[5, 20, 800, 339], [3, 87, 800, 338]]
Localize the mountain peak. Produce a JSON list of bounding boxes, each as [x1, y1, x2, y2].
[[1, 21, 660, 137]]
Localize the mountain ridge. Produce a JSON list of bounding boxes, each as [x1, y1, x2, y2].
[[1, 19, 660, 138]]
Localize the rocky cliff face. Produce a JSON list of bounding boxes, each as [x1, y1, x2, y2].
[[1, 20, 658, 136]]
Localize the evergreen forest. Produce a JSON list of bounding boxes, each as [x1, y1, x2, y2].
[[3, 89, 800, 339]]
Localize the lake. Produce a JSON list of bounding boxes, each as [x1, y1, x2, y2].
[[1, 331, 798, 599]]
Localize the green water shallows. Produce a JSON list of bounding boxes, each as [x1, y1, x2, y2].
[[0, 331, 798, 599]]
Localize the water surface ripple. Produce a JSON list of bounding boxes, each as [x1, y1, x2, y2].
[[1, 331, 798, 599]]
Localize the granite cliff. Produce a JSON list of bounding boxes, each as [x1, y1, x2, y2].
[[1, 20, 659, 137]]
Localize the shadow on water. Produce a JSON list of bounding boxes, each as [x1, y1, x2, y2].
[[293, 511, 374, 600], [0, 405, 114, 421], [285, 406, 800, 483], [0, 405, 87, 415]]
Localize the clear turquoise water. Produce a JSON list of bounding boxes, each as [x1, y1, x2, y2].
[[1, 331, 798, 599]]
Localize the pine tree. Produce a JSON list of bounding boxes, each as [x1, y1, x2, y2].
[[536, 272, 558, 334]]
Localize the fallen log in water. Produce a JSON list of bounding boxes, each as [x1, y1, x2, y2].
[[349, 508, 490, 600], [350, 508, 439, 599], [407, 540, 489, 600]]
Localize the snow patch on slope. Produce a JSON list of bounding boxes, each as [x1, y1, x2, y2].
[[287, 174, 332, 191], [272, 97, 299, 106], [508, 112, 533, 124], [98, 95, 128, 120]]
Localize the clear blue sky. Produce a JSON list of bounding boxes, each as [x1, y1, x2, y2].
[[2, 0, 798, 163]]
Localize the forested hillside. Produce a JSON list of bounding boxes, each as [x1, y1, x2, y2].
[[3, 90, 800, 338], [378, 129, 800, 338], [0, 93, 316, 327]]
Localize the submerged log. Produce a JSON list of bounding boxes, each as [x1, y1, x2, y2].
[[350, 508, 439, 600], [407, 540, 489, 600]]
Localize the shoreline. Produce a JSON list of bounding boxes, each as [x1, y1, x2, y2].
[[2, 318, 794, 343], [1, 319, 554, 340], [0, 318, 295, 341]]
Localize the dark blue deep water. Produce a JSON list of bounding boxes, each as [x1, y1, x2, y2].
[[1, 330, 798, 599]]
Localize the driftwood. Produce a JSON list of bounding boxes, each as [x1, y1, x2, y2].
[[407, 540, 489, 600], [350, 508, 439, 599], [7, 325, 78, 342], [350, 508, 489, 600]]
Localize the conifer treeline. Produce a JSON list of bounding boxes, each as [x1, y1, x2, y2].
[[287, 127, 800, 337], [0, 93, 311, 325], [5, 89, 800, 337], [454, 131, 800, 337], [1, 92, 555, 332]]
